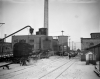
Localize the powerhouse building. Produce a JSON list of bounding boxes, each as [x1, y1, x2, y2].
[[12, 35, 53, 51], [81, 32, 100, 51]]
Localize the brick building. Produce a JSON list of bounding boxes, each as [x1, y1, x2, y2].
[[91, 33, 100, 39], [81, 33, 100, 51], [12, 35, 53, 51]]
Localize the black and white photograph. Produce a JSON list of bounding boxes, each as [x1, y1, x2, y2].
[[0, 0, 100, 79]]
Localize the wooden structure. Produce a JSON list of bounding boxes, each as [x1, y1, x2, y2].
[[85, 51, 96, 65], [86, 43, 100, 76]]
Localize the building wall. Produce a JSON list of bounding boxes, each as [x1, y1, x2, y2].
[[87, 46, 100, 61], [94, 47, 99, 60], [98, 47, 100, 61], [58, 36, 69, 52], [12, 35, 40, 50], [91, 33, 100, 39], [40, 36, 53, 50], [58, 36, 68, 46], [81, 38, 100, 51], [52, 39, 59, 51], [12, 35, 53, 51], [0, 38, 4, 42], [0, 42, 12, 55]]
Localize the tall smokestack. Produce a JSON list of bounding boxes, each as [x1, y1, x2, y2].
[[44, 0, 48, 36]]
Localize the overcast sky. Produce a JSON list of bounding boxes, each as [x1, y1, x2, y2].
[[0, 0, 100, 49]]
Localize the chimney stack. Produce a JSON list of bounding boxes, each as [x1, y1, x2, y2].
[[44, 0, 48, 36]]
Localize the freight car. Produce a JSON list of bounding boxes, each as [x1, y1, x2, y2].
[[12, 42, 32, 63]]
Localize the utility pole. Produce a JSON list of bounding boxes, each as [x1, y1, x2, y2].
[[0, 23, 5, 56], [74, 43, 76, 51], [72, 41, 73, 51], [69, 38, 70, 52], [0, 23, 5, 38], [61, 30, 64, 56]]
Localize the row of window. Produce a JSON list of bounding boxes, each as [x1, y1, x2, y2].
[[14, 39, 34, 43], [91, 34, 100, 38]]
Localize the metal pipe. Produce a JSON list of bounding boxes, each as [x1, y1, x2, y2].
[[0, 25, 32, 41]]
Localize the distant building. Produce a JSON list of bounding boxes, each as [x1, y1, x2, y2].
[[52, 39, 59, 51], [86, 44, 100, 61], [81, 33, 100, 51], [0, 42, 12, 55], [58, 36, 68, 45], [58, 36, 68, 52], [90, 33, 100, 39], [36, 28, 47, 35], [81, 38, 100, 51]]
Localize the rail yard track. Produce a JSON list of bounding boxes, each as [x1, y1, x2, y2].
[[39, 59, 76, 79], [0, 56, 77, 79]]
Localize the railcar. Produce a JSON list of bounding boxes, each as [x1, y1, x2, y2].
[[12, 42, 32, 63]]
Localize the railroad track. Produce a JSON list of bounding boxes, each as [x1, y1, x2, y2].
[[38, 59, 75, 79], [0, 56, 69, 79]]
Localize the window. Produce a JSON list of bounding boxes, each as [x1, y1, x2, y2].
[[30, 39, 34, 43], [19, 39, 26, 43], [14, 39, 18, 43]]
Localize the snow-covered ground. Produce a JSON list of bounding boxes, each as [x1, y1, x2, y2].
[[0, 55, 99, 79]]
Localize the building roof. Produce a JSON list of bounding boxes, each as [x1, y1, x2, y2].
[[85, 51, 93, 55], [86, 43, 100, 50], [81, 38, 100, 39], [90, 32, 100, 35]]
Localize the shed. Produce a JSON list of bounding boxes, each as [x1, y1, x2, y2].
[[85, 51, 96, 65], [85, 43, 100, 73]]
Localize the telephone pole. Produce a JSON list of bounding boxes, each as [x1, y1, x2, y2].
[[69, 38, 70, 52], [69, 39, 70, 47], [72, 41, 73, 51], [61, 30, 64, 56], [74, 42, 76, 51]]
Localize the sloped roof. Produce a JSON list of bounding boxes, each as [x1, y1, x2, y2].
[[85, 51, 93, 55], [86, 43, 100, 50]]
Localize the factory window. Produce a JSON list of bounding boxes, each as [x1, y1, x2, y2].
[[89, 42, 94, 46], [30, 39, 34, 43], [19, 39, 26, 43], [14, 39, 18, 43]]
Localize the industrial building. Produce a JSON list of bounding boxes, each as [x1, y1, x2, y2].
[[81, 38, 100, 51], [0, 41, 12, 56], [81, 32, 100, 61], [12, 35, 69, 52], [12, 35, 53, 51], [81, 33, 100, 51], [91, 33, 100, 39], [58, 36, 68, 52]]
